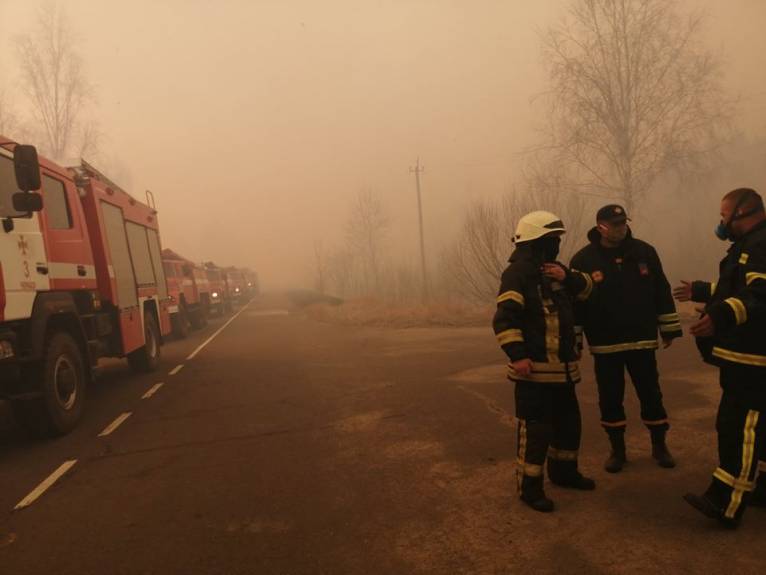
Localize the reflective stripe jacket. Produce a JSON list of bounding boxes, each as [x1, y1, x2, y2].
[[690, 220, 766, 369], [493, 244, 593, 384], [569, 228, 682, 354]]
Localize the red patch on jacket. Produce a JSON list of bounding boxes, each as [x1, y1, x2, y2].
[[591, 271, 604, 283], [638, 263, 649, 276]]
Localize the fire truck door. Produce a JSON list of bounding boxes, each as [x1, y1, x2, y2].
[[0, 152, 50, 321], [39, 173, 96, 290]]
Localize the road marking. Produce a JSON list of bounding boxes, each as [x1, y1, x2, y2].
[[251, 309, 289, 317], [169, 364, 184, 376], [142, 382, 164, 399], [14, 460, 78, 510], [98, 412, 132, 437], [186, 302, 250, 361]]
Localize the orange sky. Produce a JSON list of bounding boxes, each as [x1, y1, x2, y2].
[[1, 0, 765, 288]]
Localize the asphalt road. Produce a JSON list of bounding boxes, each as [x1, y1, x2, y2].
[[0, 297, 763, 574]]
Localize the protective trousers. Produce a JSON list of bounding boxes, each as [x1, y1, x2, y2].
[[705, 366, 766, 521], [594, 349, 669, 432], [514, 380, 582, 492]]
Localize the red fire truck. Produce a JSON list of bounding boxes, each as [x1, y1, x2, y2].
[[243, 268, 260, 297], [0, 138, 171, 436], [203, 261, 231, 316], [162, 249, 211, 337], [223, 266, 249, 305]]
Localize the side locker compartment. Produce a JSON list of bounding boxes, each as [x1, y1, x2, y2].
[[100, 202, 143, 355], [146, 229, 171, 336]]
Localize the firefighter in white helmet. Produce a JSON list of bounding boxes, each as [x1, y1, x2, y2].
[[493, 210, 596, 512]]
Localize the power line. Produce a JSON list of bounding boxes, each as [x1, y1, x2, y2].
[[409, 157, 428, 299]]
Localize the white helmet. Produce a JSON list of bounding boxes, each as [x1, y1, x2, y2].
[[513, 210, 566, 244]]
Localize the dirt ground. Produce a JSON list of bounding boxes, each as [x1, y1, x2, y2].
[[1, 297, 763, 574]]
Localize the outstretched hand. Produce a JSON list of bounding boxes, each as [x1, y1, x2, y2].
[[673, 280, 692, 302], [690, 314, 715, 337], [512, 358, 533, 377], [541, 263, 566, 282]]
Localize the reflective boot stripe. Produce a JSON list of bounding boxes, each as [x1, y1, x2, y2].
[[724, 410, 760, 519]]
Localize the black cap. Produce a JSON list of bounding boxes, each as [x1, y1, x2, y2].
[[596, 204, 629, 223]]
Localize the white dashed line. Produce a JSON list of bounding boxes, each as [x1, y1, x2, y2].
[[169, 364, 184, 376], [14, 460, 78, 510], [98, 412, 132, 437], [142, 382, 164, 399], [251, 309, 289, 317], [186, 302, 250, 361]]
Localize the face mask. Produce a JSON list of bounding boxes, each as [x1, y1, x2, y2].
[[714, 221, 731, 241], [541, 236, 561, 261]]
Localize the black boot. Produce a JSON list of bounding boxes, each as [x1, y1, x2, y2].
[[650, 427, 676, 468], [683, 490, 739, 529], [519, 475, 554, 512], [604, 429, 626, 473], [547, 459, 596, 490], [750, 474, 766, 508]]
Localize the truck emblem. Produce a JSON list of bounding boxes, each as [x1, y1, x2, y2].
[[17, 235, 29, 256]]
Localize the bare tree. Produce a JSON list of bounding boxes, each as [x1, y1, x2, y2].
[[538, 0, 731, 213], [440, 187, 586, 303], [344, 189, 390, 295], [15, 1, 96, 159]]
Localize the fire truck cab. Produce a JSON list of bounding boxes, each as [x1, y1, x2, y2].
[[224, 266, 248, 306], [162, 249, 211, 337], [0, 138, 170, 436], [203, 262, 231, 316]]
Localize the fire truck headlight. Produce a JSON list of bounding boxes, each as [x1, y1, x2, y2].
[[235, 287, 240, 293], [247, 282, 252, 287], [212, 291, 219, 299], [0, 339, 15, 360]]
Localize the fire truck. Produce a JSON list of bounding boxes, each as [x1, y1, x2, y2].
[[223, 266, 249, 305], [203, 261, 231, 316], [0, 138, 171, 436], [243, 268, 260, 297], [162, 249, 211, 337]]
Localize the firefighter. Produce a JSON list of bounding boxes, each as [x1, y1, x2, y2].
[[673, 188, 766, 528], [493, 210, 596, 512], [570, 205, 681, 473]]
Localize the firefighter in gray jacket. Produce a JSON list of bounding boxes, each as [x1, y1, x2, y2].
[[493, 211, 595, 512]]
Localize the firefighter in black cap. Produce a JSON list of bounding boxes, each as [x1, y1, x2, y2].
[[493, 210, 596, 513], [673, 188, 766, 528], [570, 205, 681, 473]]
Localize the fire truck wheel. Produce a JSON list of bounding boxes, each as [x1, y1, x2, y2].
[[173, 308, 190, 339], [128, 312, 161, 373], [190, 307, 208, 330], [13, 331, 86, 437]]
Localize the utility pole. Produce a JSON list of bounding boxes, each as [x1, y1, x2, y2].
[[409, 157, 428, 299]]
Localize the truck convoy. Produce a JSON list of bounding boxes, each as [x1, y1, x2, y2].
[[0, 137, 258, 437]]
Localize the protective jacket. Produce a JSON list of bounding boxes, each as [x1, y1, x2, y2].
[[690, 220, 766, 368], [493, 244, 593, 383], [570, 228, 682, 354]]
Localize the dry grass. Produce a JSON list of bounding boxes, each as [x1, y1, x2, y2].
[[302, 297, 493, 328], [301, 296, 698, 329]]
